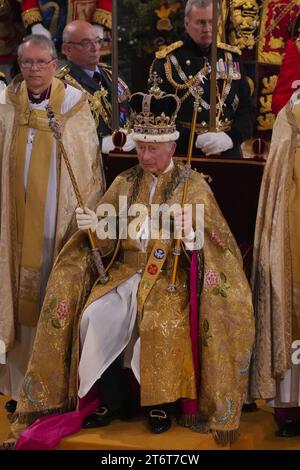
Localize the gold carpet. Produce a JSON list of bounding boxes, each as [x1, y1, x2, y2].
[[1, 395, 300, 450]]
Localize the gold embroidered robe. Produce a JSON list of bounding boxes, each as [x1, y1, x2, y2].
[[12, 162, 254, 442], [0, 76, 104, 353], [250, 96, 300, 400]]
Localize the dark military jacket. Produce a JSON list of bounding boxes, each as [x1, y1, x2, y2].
[[151, 35, 254, 157], [56, 61, 130, 139]]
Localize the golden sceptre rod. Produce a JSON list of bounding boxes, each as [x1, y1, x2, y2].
[[46, 105, 109, 283], [168, 83, 202, 292]]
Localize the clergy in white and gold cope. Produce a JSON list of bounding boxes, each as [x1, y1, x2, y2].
[[0, 34, 104, 405], [251, 88, 300, 438]]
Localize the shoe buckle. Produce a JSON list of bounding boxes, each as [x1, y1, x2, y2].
[[149, 409, 167, 419], [96, 406, 108, 416]]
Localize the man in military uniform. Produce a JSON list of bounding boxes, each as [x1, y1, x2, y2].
[[19, 0, 112, 51], [150, 0, 254, 157], [57, 20, 134, 158]]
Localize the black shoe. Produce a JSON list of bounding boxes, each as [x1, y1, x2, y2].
[[82, 406, 112, 428], [276, 420, 300, 437], [5, 400, 17, 413], [148, 408, 172, 434], [242, 403, 258, 413]]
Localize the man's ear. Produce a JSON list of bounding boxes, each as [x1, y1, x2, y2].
[[61, 43, 69, 57], [171, 141, 177, 156], [184, 16, 189, 31]]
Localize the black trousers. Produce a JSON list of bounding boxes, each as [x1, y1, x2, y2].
[[99, 356, 129, 412]]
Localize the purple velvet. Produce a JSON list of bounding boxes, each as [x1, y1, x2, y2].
[[274, 407, 300, 424]]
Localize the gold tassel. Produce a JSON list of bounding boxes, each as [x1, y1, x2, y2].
[[93, 9, 112, 29], [10, 396, 77, 426], [212, 428, 240, 446], [22, 8, 43, 28], [178, 413, 210, 433]]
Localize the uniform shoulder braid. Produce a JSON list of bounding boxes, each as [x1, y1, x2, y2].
[[217, 41, 241, 56], [155, 41, 184, 59], [56, 65, 70, 79]]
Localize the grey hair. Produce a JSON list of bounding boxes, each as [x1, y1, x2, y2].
[[185, 0, 220, 18], [18, 34, 58, 59]]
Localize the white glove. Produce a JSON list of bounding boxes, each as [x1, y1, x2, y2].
[[93, 24, 104, 39], [122, 132, 136, 152], [174, 205, 195, 243], [31, 23, 52, 39], [75, 207, 97, 232], [101, 131, 136, 154], [101, 135, 115, 154], [290, 89, 300, 109], [195, 132, 233, 156]]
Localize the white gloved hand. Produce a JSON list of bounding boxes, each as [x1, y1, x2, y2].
[[174, 205, 195, 242], [31, 23, 52, 39], [101, 135, 114, 154], [0, 80, 6, 92], [102, 131, 136, 154], [93, 24, 104, 39], [195, 132, 233, 156], [122, 132, 136, 152], [290, 89, 300, 109], [75, 207, 98, 232]]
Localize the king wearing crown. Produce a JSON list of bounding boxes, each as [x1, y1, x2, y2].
[[7, 85, 254, 450]]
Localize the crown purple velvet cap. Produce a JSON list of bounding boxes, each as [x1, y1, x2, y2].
[[129, 86, 181, 142]]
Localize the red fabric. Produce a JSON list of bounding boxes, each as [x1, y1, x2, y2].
[[97, 0, 112, 12], [272, 39, 300, 115], [181, 251, 199, 417], [21, 0, 40, 12]]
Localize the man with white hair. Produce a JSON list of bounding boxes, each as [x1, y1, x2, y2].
[[10, 85, 254, 448], [0, 34, 104, 410]]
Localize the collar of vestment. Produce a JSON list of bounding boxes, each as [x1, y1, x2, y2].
[[28, 86, 51, 104], [15, 77, 64, 129], [128, 160, 183, 207], [150, 159, 174, 180]]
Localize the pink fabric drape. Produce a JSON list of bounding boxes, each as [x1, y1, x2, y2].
[[15, 385, 100, 450]]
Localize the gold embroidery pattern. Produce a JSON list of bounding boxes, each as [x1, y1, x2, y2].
[[64, 73, 111, 129], [21, 8, 42, 28], [93, 8, 112, 29], [155, 40, 183, 59], [228, 0, 260, 50], [257, 75, 278, 130]]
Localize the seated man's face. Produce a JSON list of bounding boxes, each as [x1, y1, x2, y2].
[[62, 25, 101, 70], [135, 141, 176, 175], [184, 4, 218, 48]]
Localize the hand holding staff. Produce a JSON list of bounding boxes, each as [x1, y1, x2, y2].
[[46, 105, 109, 284]]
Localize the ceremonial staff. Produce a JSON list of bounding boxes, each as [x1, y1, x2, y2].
[[209, 0, 218, 132], [111, 0, 119, 131], [46, 106, 109, 284], [168, 83, 203, 292]]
